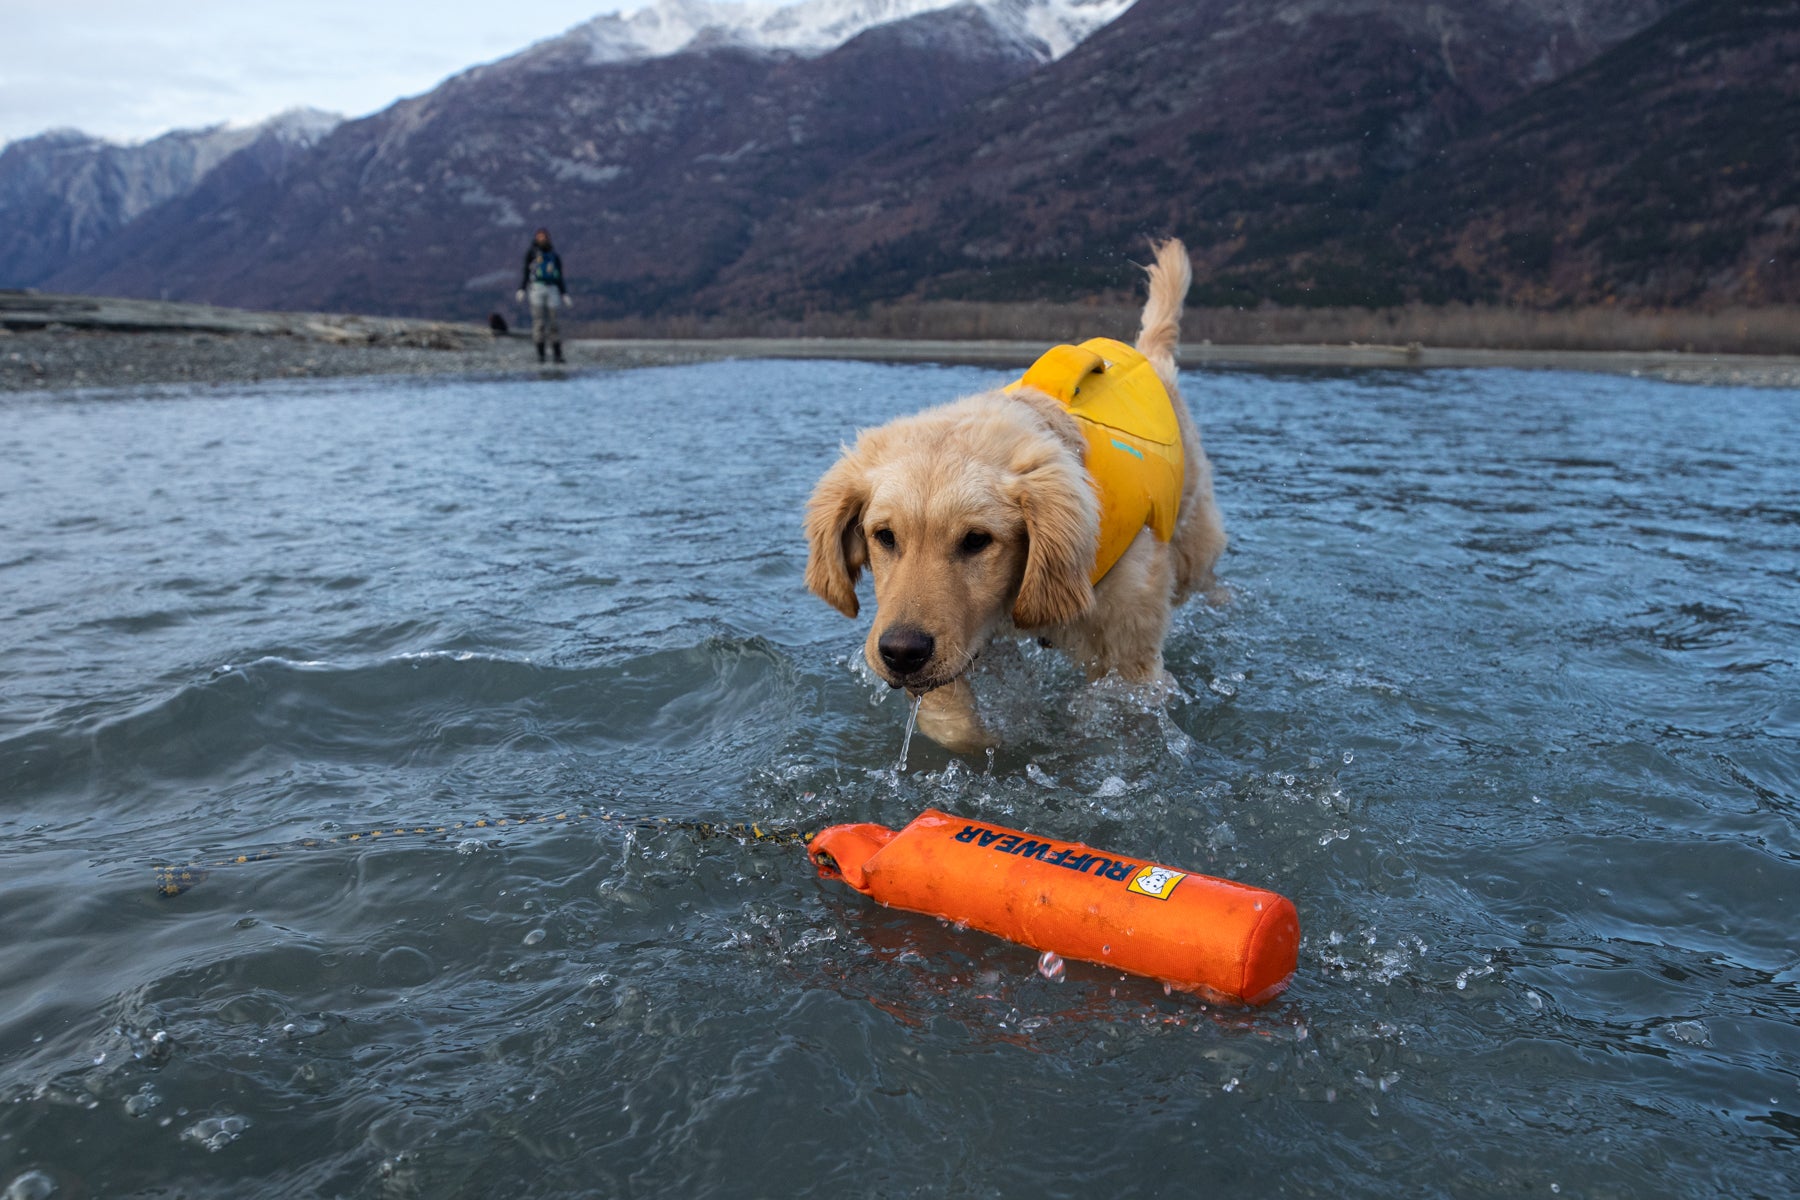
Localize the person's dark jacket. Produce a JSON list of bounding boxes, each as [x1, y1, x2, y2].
[[521, 243, 566, 294]]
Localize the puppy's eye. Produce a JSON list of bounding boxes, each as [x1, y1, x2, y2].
[[960, 530, 993, 555], [872, 528, 896, 551]]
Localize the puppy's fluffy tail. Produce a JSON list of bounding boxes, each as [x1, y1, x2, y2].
[[1136, 238, 1191, 379]]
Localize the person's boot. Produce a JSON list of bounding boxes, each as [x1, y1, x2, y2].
[[552, 342, 565, 364], [535, 341, 546, 363]]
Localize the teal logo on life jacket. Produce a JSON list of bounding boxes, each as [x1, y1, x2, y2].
[[1110, 438, 1145, 460]]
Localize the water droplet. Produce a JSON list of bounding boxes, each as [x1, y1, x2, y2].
[[523, 928, 547, 946], [1037, 951, 1065, 982], [134, 1028, 174, 1066], [1342, 751, 1354, 764]]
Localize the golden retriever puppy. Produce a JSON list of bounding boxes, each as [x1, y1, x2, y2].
[[804, 239, 1224, 751]]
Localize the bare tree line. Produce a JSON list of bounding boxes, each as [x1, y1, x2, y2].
[[574, 301, 1800, 356]]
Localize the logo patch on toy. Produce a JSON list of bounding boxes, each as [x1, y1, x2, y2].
[[1128, 866, 1185, 900]]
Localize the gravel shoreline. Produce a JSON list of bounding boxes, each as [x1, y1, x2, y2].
[[6, 323, 1799, 396], [0, 327, 609, 393]]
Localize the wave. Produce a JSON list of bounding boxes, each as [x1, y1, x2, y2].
[[0, 635, 805, 814]]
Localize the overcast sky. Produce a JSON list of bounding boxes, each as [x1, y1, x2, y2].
[[0, 1, 635, 147]]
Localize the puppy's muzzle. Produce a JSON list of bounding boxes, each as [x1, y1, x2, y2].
[[876, 625, 935, 685]]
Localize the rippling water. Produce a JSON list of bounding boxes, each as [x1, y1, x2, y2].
[[1, 361, 1796, 1197]]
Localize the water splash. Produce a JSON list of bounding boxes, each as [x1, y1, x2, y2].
[[896, 692, 923, 772]]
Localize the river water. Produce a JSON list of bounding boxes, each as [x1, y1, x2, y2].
[[1, 360, 1795, 1197]]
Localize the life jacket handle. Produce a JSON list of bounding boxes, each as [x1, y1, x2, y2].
[[1013, 343, 1107, 405]]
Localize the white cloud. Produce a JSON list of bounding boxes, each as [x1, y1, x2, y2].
[[0, 1, 633, 146]]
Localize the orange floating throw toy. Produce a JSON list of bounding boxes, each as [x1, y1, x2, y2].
[[809, 809, 1300, 1005]]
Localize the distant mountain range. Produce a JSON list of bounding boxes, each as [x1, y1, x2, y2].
[[0, 109, 341, 294], [2, 0, 1793, 320]]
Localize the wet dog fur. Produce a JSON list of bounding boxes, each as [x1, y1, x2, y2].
[[804, 240, 1224, 751]]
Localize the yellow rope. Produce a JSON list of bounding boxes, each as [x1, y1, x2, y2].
[[153, 810, 813, 896]]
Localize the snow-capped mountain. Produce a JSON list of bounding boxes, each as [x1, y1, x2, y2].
[[562, 0, 1131, 64], [0, 108, 342, 288], [4, 2, 1124, 297], [13, 0, 1768, 318], [240, 106, 343, 148], [29, 0, 1075, 310]]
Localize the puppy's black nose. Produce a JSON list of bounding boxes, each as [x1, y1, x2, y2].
[[877, 627, 935, 677]]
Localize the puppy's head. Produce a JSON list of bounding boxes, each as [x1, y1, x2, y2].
[[804, 392, 1098, 693]]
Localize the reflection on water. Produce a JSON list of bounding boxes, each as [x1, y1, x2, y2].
[[0, 362, 1796, 1197]]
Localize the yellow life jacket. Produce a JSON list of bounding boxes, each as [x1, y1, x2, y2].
[[1006, 337, 1185, 585]]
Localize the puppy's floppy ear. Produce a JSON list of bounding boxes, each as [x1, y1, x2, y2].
[[804, 453, 870, 618], [1010, 455, 1097, 629]]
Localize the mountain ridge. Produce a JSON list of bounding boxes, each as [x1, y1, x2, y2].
[[5, 0, 1792, 321], [552, 0, 1130, 63], [690, 0, 1696, 311], [31, 2, 1078, 316], [0, 108, 341, 290]]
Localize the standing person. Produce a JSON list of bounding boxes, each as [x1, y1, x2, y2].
[[516, 227, 571, 364]]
